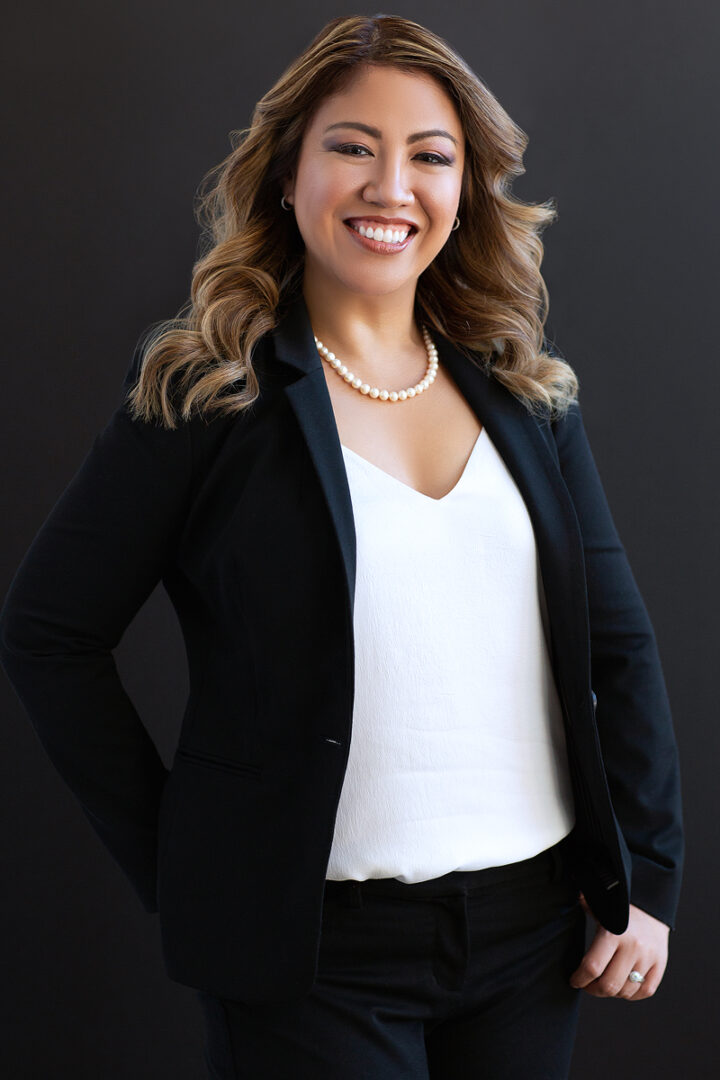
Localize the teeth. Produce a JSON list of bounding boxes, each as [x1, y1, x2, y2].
[[350, 222, 410, 244]]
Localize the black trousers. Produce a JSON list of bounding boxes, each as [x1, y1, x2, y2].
[[196, 838, 586, 1079]]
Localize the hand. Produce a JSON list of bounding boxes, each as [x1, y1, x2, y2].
[[569, 896, 670, 1000]]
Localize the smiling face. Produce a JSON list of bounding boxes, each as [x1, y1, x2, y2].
[[282, 64, 465, 305]]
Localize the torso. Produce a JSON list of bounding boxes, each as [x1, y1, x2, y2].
[[320, 345, 483, 501]]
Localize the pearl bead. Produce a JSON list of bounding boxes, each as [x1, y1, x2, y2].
[[313, 325, 439, 402]]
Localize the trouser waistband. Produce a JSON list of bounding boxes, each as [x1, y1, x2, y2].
[[323, 835, 575, 904]]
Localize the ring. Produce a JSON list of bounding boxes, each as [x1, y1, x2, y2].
[[627, 970, 646, 984]]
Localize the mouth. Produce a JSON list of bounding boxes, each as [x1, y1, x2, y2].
[[342, 219, 418, 255]]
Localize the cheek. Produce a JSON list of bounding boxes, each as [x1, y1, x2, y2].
[[400, 171, 459, 234], [428, 177, 462, 222], [297, 167, 349, 223]]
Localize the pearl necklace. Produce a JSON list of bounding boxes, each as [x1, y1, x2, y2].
[[313, 326, 439, 402]]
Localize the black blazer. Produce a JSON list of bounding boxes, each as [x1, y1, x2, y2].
[[0, 292, 683, 1005]]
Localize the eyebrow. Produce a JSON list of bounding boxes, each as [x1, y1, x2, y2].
[[323, 121, 459, 147]]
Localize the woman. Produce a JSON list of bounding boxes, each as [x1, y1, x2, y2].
[[0, 13, 683, 1079]]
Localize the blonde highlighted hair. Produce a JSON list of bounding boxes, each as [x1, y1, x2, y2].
[[126, 13, 578, 429]]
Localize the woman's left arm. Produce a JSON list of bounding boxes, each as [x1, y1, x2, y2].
[[550, 398, 684, 999]]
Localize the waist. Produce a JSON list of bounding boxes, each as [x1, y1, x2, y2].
[[323, 834, 576, 903]]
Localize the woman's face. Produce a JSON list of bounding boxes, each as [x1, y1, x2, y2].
[[283, 64, 466, 302]]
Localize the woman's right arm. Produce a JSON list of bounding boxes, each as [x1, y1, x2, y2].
[[0, 343, 195, 912]]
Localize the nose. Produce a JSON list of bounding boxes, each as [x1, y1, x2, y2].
[[362, 152, 414, 208]]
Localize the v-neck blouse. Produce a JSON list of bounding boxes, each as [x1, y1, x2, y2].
[[325, 425, 575, 884], [340, 426, 488, 503]]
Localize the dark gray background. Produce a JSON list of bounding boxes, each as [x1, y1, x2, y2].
[[1, 2, 717, 1076]]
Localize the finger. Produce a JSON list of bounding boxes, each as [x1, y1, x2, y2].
[[617, 964, 648, 1001], [632, 945, 669, 1001], [577, 936, 646, 998], [569, 929, 618, 989], [591, 941, 648, 999], [629, 962, 662, 1001]]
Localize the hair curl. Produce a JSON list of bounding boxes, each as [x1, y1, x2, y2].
[[125, 13, 578, 429]]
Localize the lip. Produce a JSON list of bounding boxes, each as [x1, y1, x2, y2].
[[342, 220, 417, 255], [344, 216, 419, 229]]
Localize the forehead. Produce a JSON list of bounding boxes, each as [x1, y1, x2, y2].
[[309, 65, 463, 137]]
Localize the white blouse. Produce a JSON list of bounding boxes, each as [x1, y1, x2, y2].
[[325, 425, 575, 883]]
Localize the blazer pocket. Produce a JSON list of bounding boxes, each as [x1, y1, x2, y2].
[[175, 745, 264, 778]]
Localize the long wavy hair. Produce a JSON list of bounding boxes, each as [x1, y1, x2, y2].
[[126, 13, 578, 429]]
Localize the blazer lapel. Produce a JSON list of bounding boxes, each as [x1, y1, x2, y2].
[[273, 295, 358, 620], [272, 292, 591, 717], [438, 342, 592, 714]]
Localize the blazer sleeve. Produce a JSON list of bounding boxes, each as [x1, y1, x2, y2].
[[552, 398, 684, 930], [0, 344, 195, 913]]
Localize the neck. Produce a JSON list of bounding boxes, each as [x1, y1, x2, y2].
[[301, 274, 425, 366]]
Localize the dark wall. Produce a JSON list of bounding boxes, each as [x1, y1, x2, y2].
[[1, 2, 717, 1076]]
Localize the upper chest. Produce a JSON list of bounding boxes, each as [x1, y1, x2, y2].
[[319, 357, 484, 502]]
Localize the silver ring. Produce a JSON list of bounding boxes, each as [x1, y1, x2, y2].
[[628, 970, 646, 984]]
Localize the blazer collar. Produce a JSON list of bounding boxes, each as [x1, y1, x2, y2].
[[273, 291, 592, 713], [272, 291, 324, 377]]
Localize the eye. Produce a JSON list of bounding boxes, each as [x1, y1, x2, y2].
[[333, 143, 451, 165], [417, 152, 451, 165], [335, 143, 371, 157]]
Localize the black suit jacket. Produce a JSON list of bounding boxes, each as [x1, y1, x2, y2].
[[0, 292, 683, 1005]]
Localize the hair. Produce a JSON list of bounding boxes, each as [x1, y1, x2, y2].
[[126, 12, 578, 430]]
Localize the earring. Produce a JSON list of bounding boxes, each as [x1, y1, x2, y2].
[[281, 195, 293, 210], [451, 216, 460, 231]]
